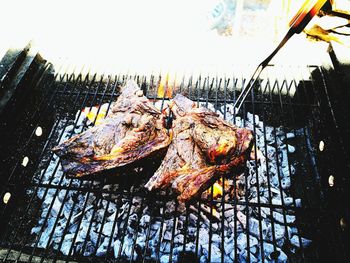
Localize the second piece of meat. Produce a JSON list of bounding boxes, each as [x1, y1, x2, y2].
[[145, 94, 253, 202]]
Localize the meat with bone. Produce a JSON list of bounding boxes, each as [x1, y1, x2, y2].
[[52, 80, 171, 177], [145, 94, 253, 202]]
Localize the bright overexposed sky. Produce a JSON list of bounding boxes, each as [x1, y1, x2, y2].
[[0, 0, 329, 75]]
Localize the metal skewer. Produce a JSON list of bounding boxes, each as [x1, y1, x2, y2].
[[232, 0, 328, 114]]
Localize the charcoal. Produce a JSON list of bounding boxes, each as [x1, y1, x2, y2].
[[96, 238, 109, 256], [229, 250, 236, 261], [139, 214, 150, 227], [113, 240, 122, 258], [107, 211, 117, 222], [60, 234, 74, 256], [224, 237, 234, 255], [160, 254, 170, 263], [225, 209, 234, 221], [174, 234, 184, 244], [273, 212, 296, 224], [210, 244, 221, 263], [102, 221, 114, 237], [290, 235, 312, 248], [83, 241, 95, 256], [277, 248, 288, 262], [189, 213, 198, 224], [89, 230, 99, 246], [250, 245, 258, 254], [123, 235, 137, 260], [295, 199, 302, 207], [239, 249, 258, 263], [249, 217, 267, 237], [67, 220, 78, 233], [187, 226, 197, 237], [200, 255, 208, 263], [162, 230, 172, 241], [160, 242, 170, 253], [286, 133, 295, 139], [212, 233, 221, 245], [31, 226, 41, 235], [212, 223, 219, 231]]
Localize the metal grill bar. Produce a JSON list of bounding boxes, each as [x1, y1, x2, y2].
[[241, 89, 252, 262], [62, 74, 122, 262], [232, 74, 239, 262], [62, 74, 109, 260], [261, 94, 279, 257], [280, 71, 307, 261], [16, 183, 307, 212], [42, 74, 114, 263], [270, 79, 293, 259], [27, 71, 96, 261], [250, 79, 265, 262]]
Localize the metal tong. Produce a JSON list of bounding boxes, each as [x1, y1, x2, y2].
[[232, 0, 328, 113]]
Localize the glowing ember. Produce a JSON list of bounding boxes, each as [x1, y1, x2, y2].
[[157, 73, 174, 99], [82, 103, 109, 125], [213, 182, 223, 198]]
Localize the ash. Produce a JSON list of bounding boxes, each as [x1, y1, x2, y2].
[[30, 102, 311, 262]]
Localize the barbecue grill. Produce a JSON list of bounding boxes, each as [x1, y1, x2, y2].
[[0, 42, 349, 263]]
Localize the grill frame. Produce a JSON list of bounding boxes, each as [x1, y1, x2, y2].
[[0, 63, 347, 262]]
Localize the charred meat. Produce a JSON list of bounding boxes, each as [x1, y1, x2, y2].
[[52, 81, 171, 177], [145, 94, 253, 202]]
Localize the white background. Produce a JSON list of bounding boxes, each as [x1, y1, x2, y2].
[[0, 0, 330, 74]]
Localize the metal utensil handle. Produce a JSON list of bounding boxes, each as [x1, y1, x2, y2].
[[289, 0, 328, 33]]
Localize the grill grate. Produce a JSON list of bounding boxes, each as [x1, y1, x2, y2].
[[0, 64, 344, 262]]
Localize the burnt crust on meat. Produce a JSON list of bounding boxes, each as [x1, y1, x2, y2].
[[52, 80, 171, 177], [145, 94, 253, 202]]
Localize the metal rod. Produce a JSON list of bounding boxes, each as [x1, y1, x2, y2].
[[232, 30, 294, 114], [250, 77, 265, 262]]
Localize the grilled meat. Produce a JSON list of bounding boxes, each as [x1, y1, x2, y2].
[[52, 81, 171, 177], [145, 94, 253, 202]]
